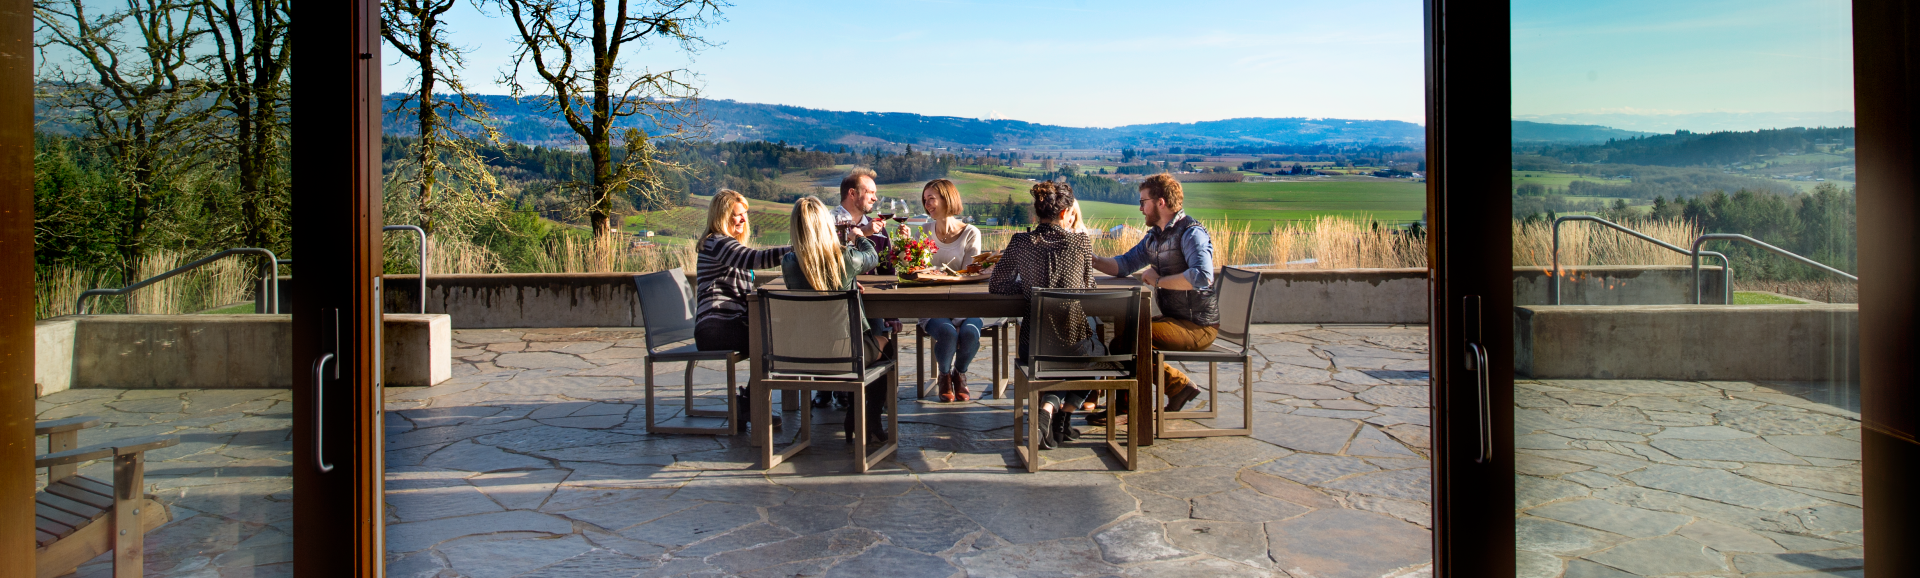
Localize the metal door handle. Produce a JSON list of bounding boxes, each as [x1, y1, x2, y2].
[[313, 352, 335, 473], [1465, 342, 1492, 464]]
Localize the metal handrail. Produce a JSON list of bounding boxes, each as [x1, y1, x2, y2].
[[384, 225, 427, 314], [77, 248, 280, 315], [1692, 233, 1857, 304], [1551, 216, 1731, 305]]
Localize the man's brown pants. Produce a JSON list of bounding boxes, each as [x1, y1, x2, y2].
[[1104, 316, 1216, 415], [1152, 317, 1217, 393]]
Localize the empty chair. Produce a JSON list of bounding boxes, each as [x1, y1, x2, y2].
[[636, 268, 749, 435], [1012, 288, 1142, 473], [752, 289, 899, 472], [1155, 266, 1261, 438], [34, 416, 178, 578]]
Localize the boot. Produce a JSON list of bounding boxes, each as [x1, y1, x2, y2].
[[1164, 365, 1201, 412], [865, 384, 889, 445], [1036, 403, 1058, 450], [951, 371, 972, 402], [936, 372, 954, 403], [1054, 408, 1081, 441], [1086, 390, 1129, 427], [737, 391, 781, 434]]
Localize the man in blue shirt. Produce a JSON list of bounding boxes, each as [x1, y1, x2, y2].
[[1094, 174, 1218, 424]]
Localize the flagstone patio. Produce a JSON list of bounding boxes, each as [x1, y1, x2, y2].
[[28, 321, 1867, 577], [375, 324, 1438, 578]]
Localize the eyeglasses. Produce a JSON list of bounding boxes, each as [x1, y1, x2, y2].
[[1138, 198, 1159, 206]]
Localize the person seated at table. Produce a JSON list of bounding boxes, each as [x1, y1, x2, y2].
[[782, 196, 890, 444], [695, 189, 793, 431], [1092, 173, 1218, 427], [819, 168, 903, 409], [989, 181, 1097, 449], [918, 178, 984, 402]]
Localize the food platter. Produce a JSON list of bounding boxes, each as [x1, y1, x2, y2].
[[895, 250, 999, 286], [896, 271, 991, 286]]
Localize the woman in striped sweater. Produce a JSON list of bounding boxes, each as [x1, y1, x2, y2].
[[694, 189, 792, 353]]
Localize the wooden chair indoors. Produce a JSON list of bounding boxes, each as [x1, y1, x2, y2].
[[751, 289, 899, 473], [34, 416, 180, 578], [1012, 288, 1142, 473], [1155, 266, 1262, 438], [635, 268, 747, 435]]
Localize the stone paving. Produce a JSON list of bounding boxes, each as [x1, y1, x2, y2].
[[375, 324, 1438, 578], [25, 321, 1865, 577], [1513, 379, 1865, 578], [34, 388, 294, 577]]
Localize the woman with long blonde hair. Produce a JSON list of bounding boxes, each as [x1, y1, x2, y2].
[[694, 189, 793, 431], [780, 196, 886, 442]]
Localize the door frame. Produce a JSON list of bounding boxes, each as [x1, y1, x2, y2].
[[1427, 1, 1920, 576], [1425, 0, 1515, 575], [292, 0, 388, 575], [0, 1, 389, 575]]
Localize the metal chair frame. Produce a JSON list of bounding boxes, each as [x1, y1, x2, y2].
[[1011, 288, 1141, 473], [916, 317, 1010, 399], [635, 269, 744, 435], [752, 289, 899, 473], [1155, 267, 1260, 438]]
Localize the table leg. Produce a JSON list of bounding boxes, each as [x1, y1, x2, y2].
[[1136, 294, 1155, 447], [748, 299, 766, 446]]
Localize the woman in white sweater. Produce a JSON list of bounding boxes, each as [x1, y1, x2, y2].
[[918, 179, 983, 401]]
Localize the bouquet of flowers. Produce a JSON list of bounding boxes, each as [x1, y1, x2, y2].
[[887, 235, 938, 273]]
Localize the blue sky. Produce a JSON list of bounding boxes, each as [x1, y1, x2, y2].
[[388, 0, 1853, 130], [389, 0, 1426, 128], [1511, 0, 1853, 121]]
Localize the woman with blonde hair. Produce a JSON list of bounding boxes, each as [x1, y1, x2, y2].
[[918, 178, 985, 401], [694, 189, 792, 431], [780, 196, 887, 442]]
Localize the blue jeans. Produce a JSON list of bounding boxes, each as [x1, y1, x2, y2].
[[921, 318, 982, 375]]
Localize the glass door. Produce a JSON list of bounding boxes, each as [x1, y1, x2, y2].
[[1505, 3, 1862, 577], [8, 0, 387, 575]]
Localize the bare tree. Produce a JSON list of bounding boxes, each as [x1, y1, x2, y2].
[[382, 0, 506, 237], [35, 0, 215, 279], [485, 0, 723, 239], [199, 0, 291, 256]]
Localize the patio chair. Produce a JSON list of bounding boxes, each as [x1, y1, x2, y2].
[[636, 268, 746, 435], [1012, 288, 1142, 473], [1155, 266, 1260, 438], [34, 416, 179, 578], [752, 289, 899, 472], [915, 318, 1011, 399]]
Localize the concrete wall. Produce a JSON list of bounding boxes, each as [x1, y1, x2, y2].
[[385, 268, 1733, 328], [1512, 265, 1727, 306], [1514, 304, 1859, 381], [1241, 265, 1727, 325], [70, 315, 294, 389], [34, 318, 77, 397], [34, 314, 451, 395], [383, 273, 643, 329], [1249, 269, 1430, 324], [385, 314, 451, 387]]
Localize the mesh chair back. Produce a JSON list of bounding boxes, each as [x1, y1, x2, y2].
[[1215, 267, 1261, 352], [1022, 288, 1140, 376], [635, 268, 697, 351], [758, 290, 865, 378]]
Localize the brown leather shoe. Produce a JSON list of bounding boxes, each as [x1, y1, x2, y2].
[[1165, 384, 1202, 413], [936, 372, 954, 403], [951, 371, 971, 401]]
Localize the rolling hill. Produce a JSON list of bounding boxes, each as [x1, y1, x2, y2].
[[381, 94, 1427, 151]]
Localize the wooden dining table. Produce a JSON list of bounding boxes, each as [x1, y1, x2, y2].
[[745, 274, 1158, 446]]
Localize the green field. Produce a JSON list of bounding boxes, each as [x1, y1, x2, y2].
[[1511, 171, 1595, 189], [1172, 180, 1426, 222]]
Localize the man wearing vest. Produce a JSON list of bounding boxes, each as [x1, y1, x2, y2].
[[1092, 173, 1217, 426]]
